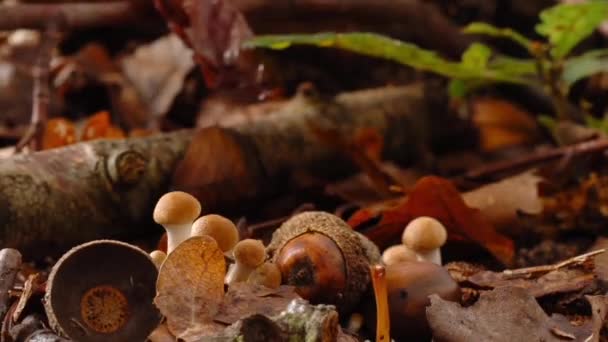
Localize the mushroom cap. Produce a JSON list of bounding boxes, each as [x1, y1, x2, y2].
[[153, 191, 201, 225], [233, 239, 266, 267], [402, 216, 447, 251], [149, 250, 167, 268], [382, 244, 418, 265], [44, 240, 161, 342], [191, 214, 239, 252], [247, 262, 282, 289]]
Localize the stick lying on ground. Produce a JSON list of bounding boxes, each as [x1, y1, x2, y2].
[[0, 84, 454, 258]]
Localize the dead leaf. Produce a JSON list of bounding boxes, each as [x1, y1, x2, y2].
[[349, 176, 515, 265], [85, 111, 126, 140], [183, 0, 253, 87], [466, 250, 601, 298], [585, 295, 608, 342], [471, 97, 540, 152], [41, 118, 76, 150], [213, 283, 299, 325], [426, 286, 593, 342], [120, 34, 195, 119], [462, 170, 543, 233], [155, 236, 226, 338]]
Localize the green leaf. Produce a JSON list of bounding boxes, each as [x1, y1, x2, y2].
[[463, 22, 532, 51], [246, 32, 533, 84], [536, 2, 608, 58], [538, 115, 557, 132], [461, 43, 492, 69], [563, 48, 608, 86]]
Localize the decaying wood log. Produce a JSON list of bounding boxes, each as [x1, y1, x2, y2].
[[0, 84, 455, 257]]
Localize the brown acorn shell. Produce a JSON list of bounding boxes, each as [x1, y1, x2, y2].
[[267, 211, 379, 313]]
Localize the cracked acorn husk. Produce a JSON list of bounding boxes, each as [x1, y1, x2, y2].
[[267, 211, 380, 314]]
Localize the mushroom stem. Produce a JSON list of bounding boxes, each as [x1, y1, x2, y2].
[[370, 264, 390, 342], [225, 262, 255, 284], [164, 224, 192, 254], [417, 248, 441, 265]]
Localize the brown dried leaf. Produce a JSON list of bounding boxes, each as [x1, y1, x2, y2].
[[585, 295, 608, 342], [213, 283, 299, 325], [155, 236, 226, 338], [471, 97, 540, 152], [183, 0, 253, 87], [427, 286, 593, 342], [467, 250, 601, 297]]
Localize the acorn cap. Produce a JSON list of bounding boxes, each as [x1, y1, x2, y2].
[[402, 217, 447, 251], [233, 239, 266, 267], [44, 240, 161, 342], [267, 211, 375, 313], [153, 191, 201, 225], [191, 214, 239, 252]]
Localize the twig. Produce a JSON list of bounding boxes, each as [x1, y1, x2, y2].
[[464, 139, 608, 180], [0, 249, 22, 320], [0, 2, 140, 30], [15, 14, 62, 152], [502, 249, 605, 279]]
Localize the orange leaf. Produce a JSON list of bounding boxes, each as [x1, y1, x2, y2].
[[349, 176, 515, 266], [81, 111, 112, 141], [105, 125, 126, 139], [41, 118, 76, 150]]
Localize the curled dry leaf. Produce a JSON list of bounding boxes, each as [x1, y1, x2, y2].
[[155, 235, 226, 338], [426, 286, 593, 342], [467, 250, 601, 298], [349, 176, 515, 265], [120, 34, 195, 119], [182, 0, 254, 87]]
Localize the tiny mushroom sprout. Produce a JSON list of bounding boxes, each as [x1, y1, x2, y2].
[[225, 239, 266, 284], [247, 262, 282, 289], [153, 191, 201, 254], [402, 216, 447, 265], [149, 250, 167, 269], [190, 214, 239, 253], [381, 244, 418, 266]]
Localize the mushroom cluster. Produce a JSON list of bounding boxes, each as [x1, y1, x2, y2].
[[371, 216, 461, 340], [151, 191, 283, 288], [382, 216, 448, 266]]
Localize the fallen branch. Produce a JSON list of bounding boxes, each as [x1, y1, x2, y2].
[[0, 2, 147, 30], [0, 84, 456, 257]]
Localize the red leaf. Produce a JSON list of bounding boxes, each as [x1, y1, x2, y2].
[[348, 176, 515, 266]]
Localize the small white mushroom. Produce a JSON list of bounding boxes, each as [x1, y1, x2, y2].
[[381, 244, 418, 266], [247, 262, 282, 289], [402, 216, 447, 265], [225, 239, 265, 285], [149, 250, 167, 269], [153, 191, 201, 254], [191, 214, 239, 253]]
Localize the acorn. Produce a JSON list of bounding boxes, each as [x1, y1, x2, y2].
[[267, 211, 380, 313]]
